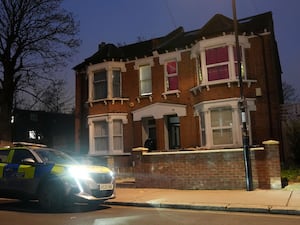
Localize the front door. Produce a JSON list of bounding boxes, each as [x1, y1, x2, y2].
[[167, 115, 180, 149]]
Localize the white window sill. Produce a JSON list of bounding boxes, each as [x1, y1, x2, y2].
[[89, 152, 130, 156], [161, 90, 181, 99], [88, 97, 129, 106], [190, 79, 257, 95], [136, 95, 153, 103]]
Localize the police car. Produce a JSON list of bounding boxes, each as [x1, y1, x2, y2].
[[0, 143, 115, 211]]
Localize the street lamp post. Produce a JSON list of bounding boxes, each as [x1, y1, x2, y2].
[[232, 0, 253, 191]]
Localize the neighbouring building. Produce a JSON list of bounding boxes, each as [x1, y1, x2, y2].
[[11, 109, 75, 152], [74, 12, 283, 166]]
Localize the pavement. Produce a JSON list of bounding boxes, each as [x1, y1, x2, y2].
[[105, 183, 300, 215]]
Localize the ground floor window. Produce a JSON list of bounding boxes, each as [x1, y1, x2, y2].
[[195, 98, 255, 148], [113, 120, 123, 151], [94, 120, 108, 152], [88, 113, 128, 155], [211, 107, 233, 145]]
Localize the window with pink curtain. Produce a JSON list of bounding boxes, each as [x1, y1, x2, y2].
[[168, 76, 178, 90], [167, 61, 177, 74], [206, 46, 228, 65], [208, 65, 229, 81], [206, 46, 229, 81], [166, 61, 178, 91]]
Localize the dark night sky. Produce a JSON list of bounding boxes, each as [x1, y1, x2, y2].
[[61, 0, 300, 97]]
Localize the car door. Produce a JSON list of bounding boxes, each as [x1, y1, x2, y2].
[[0, 149, 11, 192], [4, 148, 38, 195]]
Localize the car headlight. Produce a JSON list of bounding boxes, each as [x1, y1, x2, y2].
[[109, 170, 115, 179], [68, 166, 91, 180]]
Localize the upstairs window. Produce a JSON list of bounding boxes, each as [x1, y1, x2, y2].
[[165, 60, 178, 91], [233, 46, 245, 78], [139, 65, 152, 96], [88, 61, 126, 102], [94, 70, 107, 99], [191, 35, 250, 90], [205, 46, 229, 81], [112, 69, 121, 97]]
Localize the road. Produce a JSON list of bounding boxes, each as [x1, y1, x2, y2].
[[0, 199, 299, 225]]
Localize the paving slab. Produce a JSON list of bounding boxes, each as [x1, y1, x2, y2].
[[106, 187, 300, 215]]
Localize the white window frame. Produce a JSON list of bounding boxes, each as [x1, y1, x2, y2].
[[139, 64, 152, 96], [88, 113, 128, 155], [210, 107, 234, 145], [164, 60, 178, 91], [94, 120, 108, 153], [194, 98, 256, 149], [112, 68, 121, 98], [87, 62, 126, 103], [93, 70, 107, 99], [191, 35, 250, 88], [159, 51, 182, 97], [134, 58, 154, 97]]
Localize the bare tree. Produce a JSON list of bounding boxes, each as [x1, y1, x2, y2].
[[0, 0, 80, 143], [36, 79, 74, 113], [283, 81, 299, 103]]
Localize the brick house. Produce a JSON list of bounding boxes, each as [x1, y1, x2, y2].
[[73, 12, 283, 165]]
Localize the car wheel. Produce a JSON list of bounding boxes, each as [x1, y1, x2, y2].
[[38, 178, 66, 211]]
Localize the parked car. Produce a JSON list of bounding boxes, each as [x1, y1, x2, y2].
[[0, 142, 115, 211]]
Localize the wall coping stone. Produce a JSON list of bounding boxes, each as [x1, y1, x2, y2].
[[143, 147, 264, 156]]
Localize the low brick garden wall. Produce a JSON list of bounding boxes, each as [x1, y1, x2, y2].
[[132, 140, 281, 190]]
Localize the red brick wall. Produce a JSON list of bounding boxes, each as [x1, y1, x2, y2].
[[132, 141, 281, 190], [74, 32, 283, 162]]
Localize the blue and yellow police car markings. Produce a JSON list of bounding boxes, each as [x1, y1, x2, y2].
[[0, 163, 7, 178], [2, 163, 20, 178], [34, 164, 55, 177]]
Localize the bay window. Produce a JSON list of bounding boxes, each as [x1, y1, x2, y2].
[[113, 120, 123, 151], [87, 62, 126, 102], [190, 35, 250, 91], [112, 69, 121, 97], [206, 46, 229, 81], [211, 107, 233, 145], [94, 70, 107, 99], [94, 120, 108, 152], [88, 113, 128, 155], [195, 98, 256, 148]]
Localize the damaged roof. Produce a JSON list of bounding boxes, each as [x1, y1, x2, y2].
[[74, 11, 274, 70]]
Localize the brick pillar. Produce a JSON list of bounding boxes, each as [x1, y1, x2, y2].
[[132, 147, 148, 187], [263, 140, 282, 189]]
